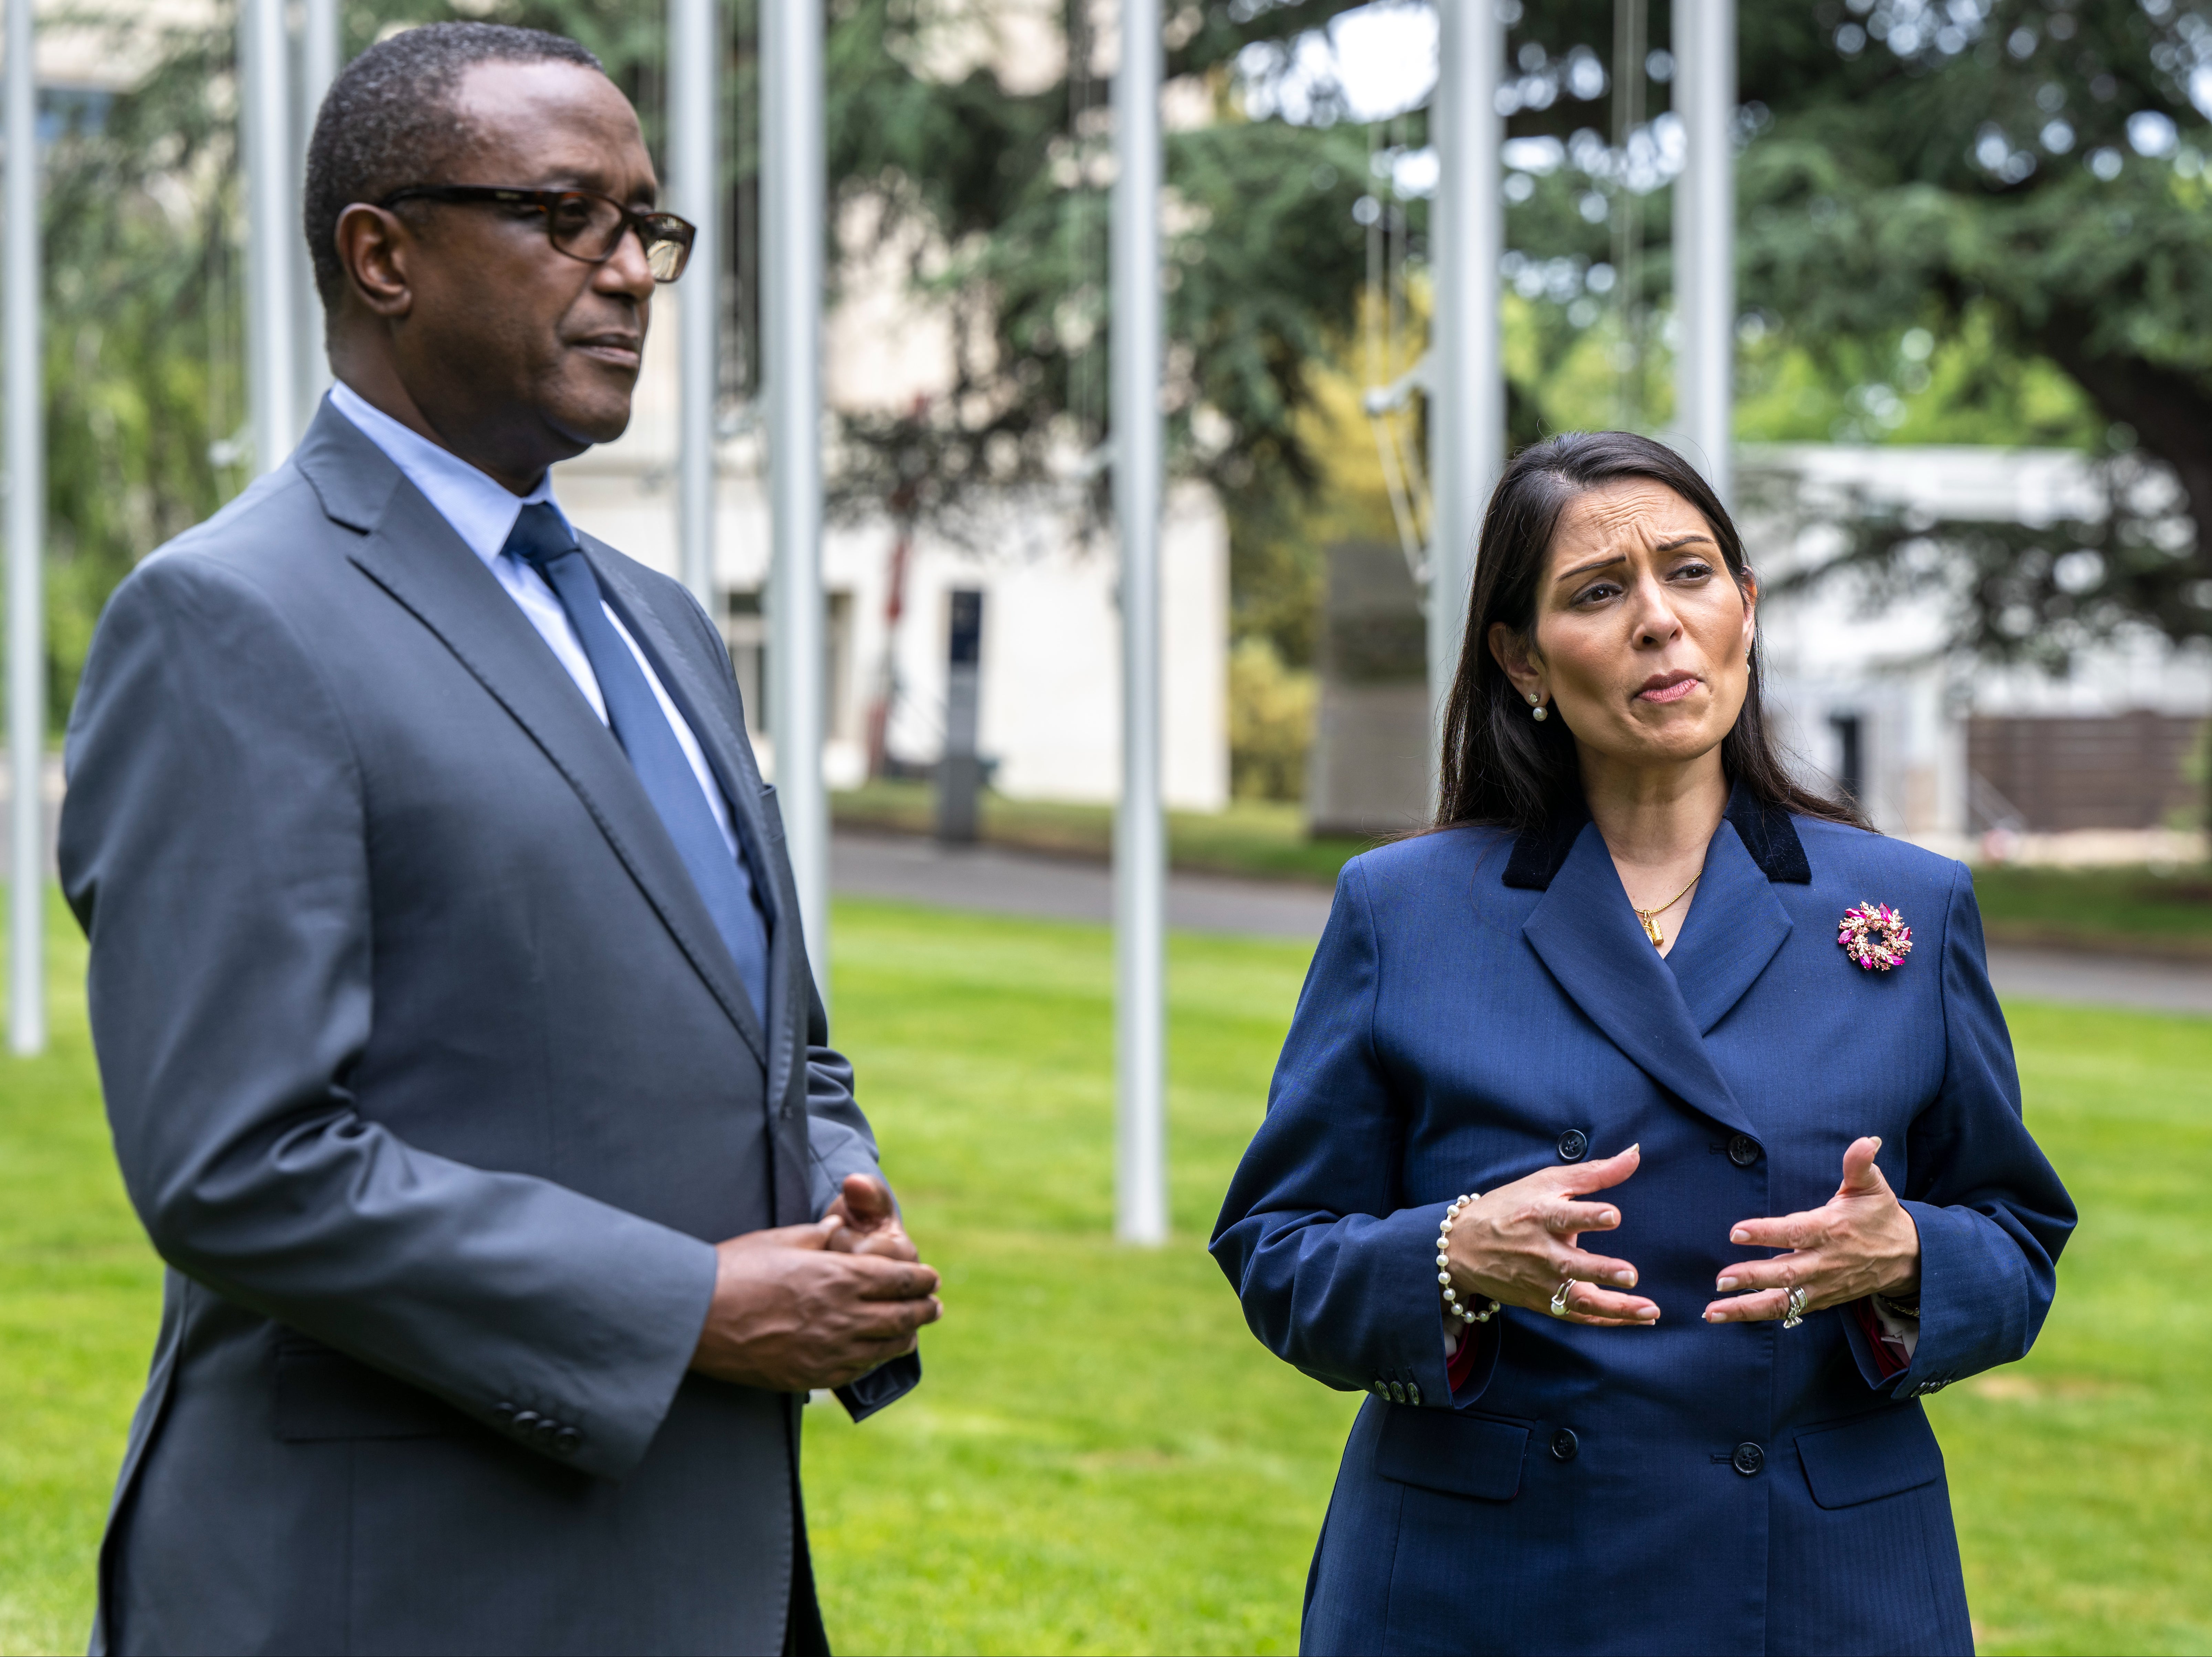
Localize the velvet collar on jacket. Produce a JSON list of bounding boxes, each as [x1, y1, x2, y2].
[[1500, 779, 1812, 891]]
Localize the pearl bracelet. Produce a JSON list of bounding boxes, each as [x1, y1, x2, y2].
[[1437, 1194, 1502, 1326]]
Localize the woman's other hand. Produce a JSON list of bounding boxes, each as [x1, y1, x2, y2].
[[1446, 1145, 1660, 1326], [1704, 1136, 1921, 1324]]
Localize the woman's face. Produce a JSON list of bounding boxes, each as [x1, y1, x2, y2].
[[1489, 479, 1757, 775]]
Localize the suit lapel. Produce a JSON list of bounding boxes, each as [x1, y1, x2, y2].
[[1520, 820, 1758, 1139], [1662, 818, 1795, 1034], [306, 426, 769, 1068], [588, 544, 800, 1113]]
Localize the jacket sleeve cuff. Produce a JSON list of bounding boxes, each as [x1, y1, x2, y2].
[[1844, 1200, 1980, 1401], [835, 1350, 922, 1422], [523, 1228, 721, 1480]]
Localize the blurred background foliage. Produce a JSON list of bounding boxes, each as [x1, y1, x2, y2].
[[25, 0, 2212, 781]]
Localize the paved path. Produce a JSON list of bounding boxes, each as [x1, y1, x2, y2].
[[833, 832, 2212, 1018]]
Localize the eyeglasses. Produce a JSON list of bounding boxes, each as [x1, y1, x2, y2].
[[379, 185, 696, 283]]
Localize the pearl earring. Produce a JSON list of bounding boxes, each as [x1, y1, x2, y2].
[[1528, 691, 1549, 723]]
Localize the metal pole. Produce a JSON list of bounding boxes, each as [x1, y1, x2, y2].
[[1672, 0, 1734, 507], [1427, 0, 1505, 805], [296, 0, 340, 421], [241, 0, 297, 474], [670, 0, 719, 613], [1111, 0, 1166, 1246], [6, 0, 42, 1054], [762, 0, 829, 998]]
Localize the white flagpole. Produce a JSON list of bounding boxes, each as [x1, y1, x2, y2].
[[240, 0, 297, 473], [296, 0, 339, 421], [6, 0, 43, 1054], [1112, 0, 1166, 1245], [1673, 0, 1736, 507], [1427, 0, 1505, 805], [762, 0, 829, 999], [669, 0, 720, 613]]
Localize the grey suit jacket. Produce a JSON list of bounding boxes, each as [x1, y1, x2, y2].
[[59, 401, 917, 1656]]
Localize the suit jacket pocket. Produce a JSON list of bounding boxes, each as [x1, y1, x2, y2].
[[1794, 1404, 1944, 1509], [273, 1339, 456, 1442], [1372, 1406, 1530, 1502], [757, 783, 785, 842]]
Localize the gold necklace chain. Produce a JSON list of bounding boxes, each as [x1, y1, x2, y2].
[[1632, 873, 1702, 949]]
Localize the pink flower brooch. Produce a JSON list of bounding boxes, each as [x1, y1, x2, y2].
[[1838, 902, 1913, 971]]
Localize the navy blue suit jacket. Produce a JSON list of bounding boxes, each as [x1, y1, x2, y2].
[[1211, 789, 2074, 1656]]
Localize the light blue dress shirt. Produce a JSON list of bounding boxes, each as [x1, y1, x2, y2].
[[326, 383, 739, 861]]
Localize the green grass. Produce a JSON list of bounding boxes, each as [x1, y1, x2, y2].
[[1969, 863, 2212, 959], [834, 780, 1372, 886], [3, 893, 2209, 1653], [840, 781, 2212, 958]]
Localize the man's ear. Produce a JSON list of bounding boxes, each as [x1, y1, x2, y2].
[[333, 204, 415, 319], [1488, 621, 1543, 703]]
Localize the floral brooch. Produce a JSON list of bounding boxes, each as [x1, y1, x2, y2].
[[1838, 902, 1913, 971]]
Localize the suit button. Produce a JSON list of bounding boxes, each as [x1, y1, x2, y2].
[[1406, 1383, 1422, 1407], [1389, 1381, 1407, 1404], [1732, 1441, 1765, 1476], [1550, 1428, 1579, 1462], [1370, 1380, 1388, 1397], [533, 1417, 561, 1444], [491, 1401, 517, 1422], [554, 1426, 582, 1454], [510, 1410, 541, 1433], [1556, 1129, 1589, 1162], [1728, 1135, 1761, 1167]]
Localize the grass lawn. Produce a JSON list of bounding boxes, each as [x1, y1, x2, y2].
[[3, 893, 2209, 1654], [838, 781, 2212, 959]]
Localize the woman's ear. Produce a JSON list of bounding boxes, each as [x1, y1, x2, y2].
[[1738, 568, 1759, 657], [1488, 622, 1542, 702]]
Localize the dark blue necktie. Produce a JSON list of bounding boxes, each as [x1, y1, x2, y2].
[[505, 502, 772, 1023]]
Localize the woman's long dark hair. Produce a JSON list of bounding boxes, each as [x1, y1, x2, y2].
[[1436, 431, 1868, 834]]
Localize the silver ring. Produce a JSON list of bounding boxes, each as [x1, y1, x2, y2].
[[1549, 1279, 1575, 1318], [1783, 1286, 1808, 1329]]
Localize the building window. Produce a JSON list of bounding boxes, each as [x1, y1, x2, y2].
[[1829, 712, 1864, 804]]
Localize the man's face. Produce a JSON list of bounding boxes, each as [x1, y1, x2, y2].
[[387, 60, 659, 477]]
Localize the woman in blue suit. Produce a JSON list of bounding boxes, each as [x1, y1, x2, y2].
[[1212, 433, 2074, 1656]]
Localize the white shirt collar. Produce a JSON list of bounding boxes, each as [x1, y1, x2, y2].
[[326, 381, 570, 568]]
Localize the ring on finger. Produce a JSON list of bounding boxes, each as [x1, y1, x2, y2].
[[1782, 1286, 1808, 1329], [1549, 1279, 1575, 1318]]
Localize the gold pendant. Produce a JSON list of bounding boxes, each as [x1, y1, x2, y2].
[[1639, 912, 1664, 948]]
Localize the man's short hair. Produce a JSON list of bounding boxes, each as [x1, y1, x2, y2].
[[303, 22, 604, 305]]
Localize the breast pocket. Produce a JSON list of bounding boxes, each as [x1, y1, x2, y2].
[[1372, 1406, 1531, 1502], [1793, 1404, 1945, 1508]]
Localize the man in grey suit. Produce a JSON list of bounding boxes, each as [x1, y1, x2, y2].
[[59, 23, 940, 1655]]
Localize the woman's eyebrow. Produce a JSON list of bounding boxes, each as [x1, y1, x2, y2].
[[1552, 532, 1716, 586], [1652, 533, 1713, 552]]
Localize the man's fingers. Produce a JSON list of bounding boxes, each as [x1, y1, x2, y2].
[[849, 1225, 920, 1262], [1558, 1143, 1641, 1195], [839, 1172, 896, 1223], [848, 1258, 942, 1300], [724, 1217, 840, 1253]]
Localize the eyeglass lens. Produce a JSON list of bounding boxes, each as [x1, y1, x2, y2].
[[547, 195, 690, 282]]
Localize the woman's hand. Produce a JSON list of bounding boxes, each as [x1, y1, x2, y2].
[[1704, 1136, 1920, 1325], [1445, 1145, 1660, 1327]]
